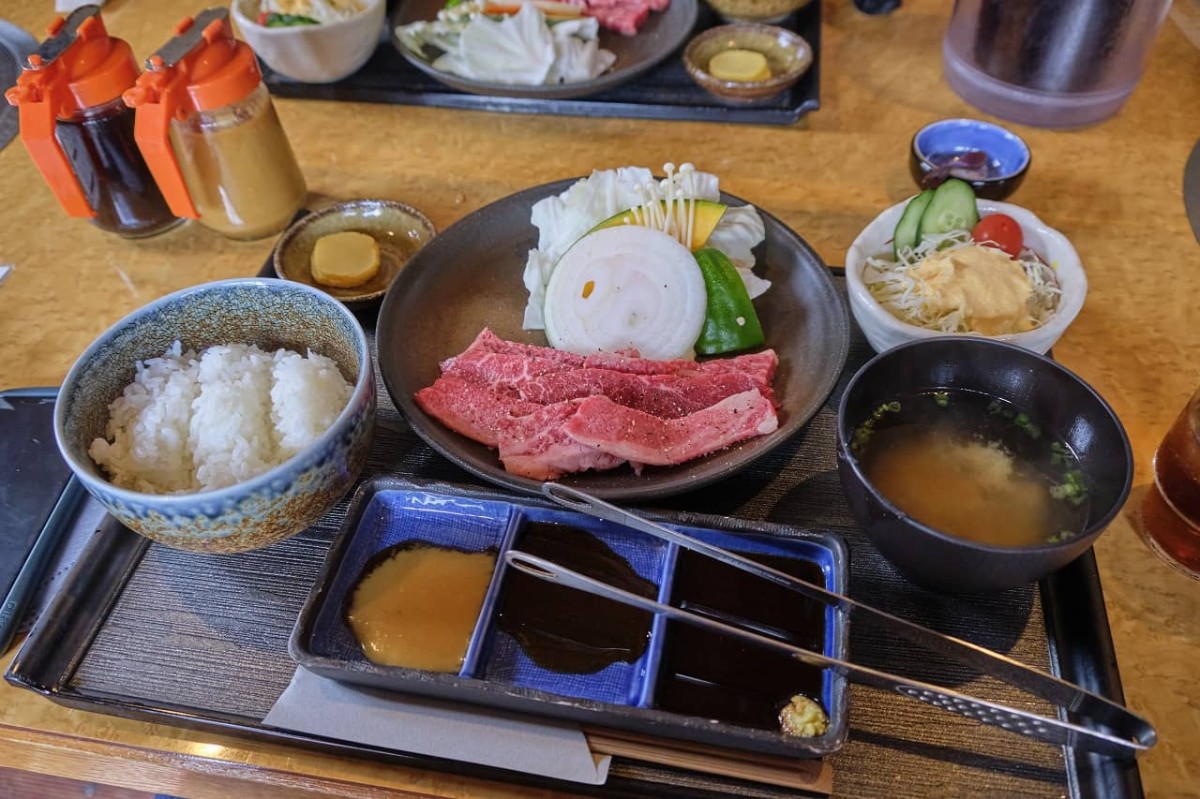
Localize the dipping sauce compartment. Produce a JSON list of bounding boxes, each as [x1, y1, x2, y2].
[[291, 477, 849, 758], [304, 489, 516, 677], [475, 509, 671, 707], [649, 529, 841, 743]]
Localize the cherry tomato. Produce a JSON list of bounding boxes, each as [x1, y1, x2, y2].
[[970, 214, 1024, 258]]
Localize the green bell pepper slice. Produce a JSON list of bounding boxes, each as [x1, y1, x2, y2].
[[694, 248, 765, 356]]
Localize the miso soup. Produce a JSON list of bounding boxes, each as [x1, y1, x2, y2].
[[851, 390, 1089, 547]]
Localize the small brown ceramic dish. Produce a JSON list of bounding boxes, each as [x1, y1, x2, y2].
[[274, 199, 436, 309], [704, 0, 812, 24], [683, 24, 813, 105]]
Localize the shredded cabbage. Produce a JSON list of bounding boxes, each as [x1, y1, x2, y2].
[[862, 230, 1061, 334]]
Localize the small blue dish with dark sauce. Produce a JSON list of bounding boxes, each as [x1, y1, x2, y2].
[[910, 118, 1031, 200]]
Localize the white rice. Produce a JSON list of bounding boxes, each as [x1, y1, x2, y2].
[[89, 341, 353, 494]]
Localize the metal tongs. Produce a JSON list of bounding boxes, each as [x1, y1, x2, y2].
[[504, 484, 1157, 758]]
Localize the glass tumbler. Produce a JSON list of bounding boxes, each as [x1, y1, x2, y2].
[[1136, 386, 1200, 579]]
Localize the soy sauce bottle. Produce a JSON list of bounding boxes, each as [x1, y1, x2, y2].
[[4, 6, 179, 238]]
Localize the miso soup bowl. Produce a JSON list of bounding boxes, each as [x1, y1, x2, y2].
[[836, 337, 1132, 593], [54, 279, 376, 554]]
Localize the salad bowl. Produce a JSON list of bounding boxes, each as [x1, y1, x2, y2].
[[390, 0, 698, 100], [844, 199, 1086, 355], [231, 0, 386, 84], [376, 178, 850, 502]]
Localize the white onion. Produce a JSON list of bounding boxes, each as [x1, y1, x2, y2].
[[543, 226, 706, 360]]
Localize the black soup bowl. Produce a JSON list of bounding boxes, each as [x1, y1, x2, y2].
[[836, 337, 1132, 593]]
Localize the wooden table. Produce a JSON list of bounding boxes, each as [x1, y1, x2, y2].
[[2, 1, 1198, 797]]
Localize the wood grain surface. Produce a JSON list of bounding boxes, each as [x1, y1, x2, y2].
[[0, 1, 1197, 797]]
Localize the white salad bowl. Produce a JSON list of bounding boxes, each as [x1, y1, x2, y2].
[[844, 199, 1086, 355], [231, 0, 385, 84]]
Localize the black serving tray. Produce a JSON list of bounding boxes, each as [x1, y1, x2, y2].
[[6, 274, 1144, 798], [261, 0, 821, 124], [291, 478, 849, 758]]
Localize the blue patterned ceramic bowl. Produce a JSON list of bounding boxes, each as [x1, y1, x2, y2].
[[54, 278, 376, 554]]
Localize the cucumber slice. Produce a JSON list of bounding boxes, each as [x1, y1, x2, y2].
[[917, 178, 980, 238], [892, 190, 935, 259]]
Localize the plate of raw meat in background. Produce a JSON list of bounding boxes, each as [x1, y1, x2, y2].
[[390, 0, 699, 100], [376, 178, 850, 501]]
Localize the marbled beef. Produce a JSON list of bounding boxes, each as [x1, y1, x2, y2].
[[415, 330, 780, 479], [562, 389, 779, 465]]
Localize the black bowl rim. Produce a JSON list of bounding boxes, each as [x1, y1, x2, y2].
[[910, 117, 1032, 181], [836, 335, 1133, 554]]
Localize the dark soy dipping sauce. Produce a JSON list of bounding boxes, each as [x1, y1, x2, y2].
[[497, 522, 656, 674], [55, 101, 178, 238], [655, 549, 826, 732]]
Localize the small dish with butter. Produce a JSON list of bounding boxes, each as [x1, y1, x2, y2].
[[274, 199, 436, 308], [682, 24, 813, 105]]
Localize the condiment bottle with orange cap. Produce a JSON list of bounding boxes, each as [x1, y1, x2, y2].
[[5, 5, 179, 238], [124, 7, 306, 241]]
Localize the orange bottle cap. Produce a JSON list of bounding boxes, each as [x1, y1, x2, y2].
[[4, 6, 141, 219], [123, 8, 263, 219]]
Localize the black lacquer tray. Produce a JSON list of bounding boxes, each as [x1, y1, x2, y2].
[[261, 0, 821, 124], [6, 274, 1143, 798]]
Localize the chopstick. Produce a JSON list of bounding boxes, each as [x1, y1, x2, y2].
[[535, 483, 1157, 758]]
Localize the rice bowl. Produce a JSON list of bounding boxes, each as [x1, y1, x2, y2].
[[55, 278, 376, 554]]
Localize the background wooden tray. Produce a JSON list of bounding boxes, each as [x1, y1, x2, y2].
[[261, 0, 821, 124]]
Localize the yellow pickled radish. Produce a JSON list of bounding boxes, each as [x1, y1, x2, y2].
[[311, 231, 381, 288], [708, 49, 771, 82]]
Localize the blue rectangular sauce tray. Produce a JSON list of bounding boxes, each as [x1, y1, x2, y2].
[[290, 476, 849, 758]]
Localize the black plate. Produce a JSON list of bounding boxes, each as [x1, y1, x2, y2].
[[392, 0, 699, 100], [375, 178, 850, 501]]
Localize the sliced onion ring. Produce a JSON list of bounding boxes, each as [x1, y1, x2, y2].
[[544, 226, 706, 361]]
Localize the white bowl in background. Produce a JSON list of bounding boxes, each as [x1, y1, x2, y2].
[[844, 199, 1086, 355], [231, 0, 385, 84]]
